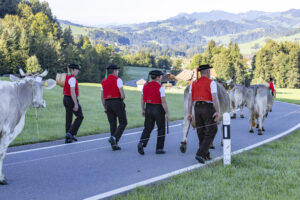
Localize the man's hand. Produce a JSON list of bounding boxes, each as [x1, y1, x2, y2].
[[165, 113, 169, 121], [142, 110, 145, 117], [73, 104, 79, 112], [213, 112, 220, 122], [187, 114, 192, 121]]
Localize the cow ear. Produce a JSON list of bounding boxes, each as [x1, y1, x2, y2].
[[43, 79, 56, 90], [9, 75, 20, 82]]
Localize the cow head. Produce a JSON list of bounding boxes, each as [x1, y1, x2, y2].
[[10, 68, 56, 108]]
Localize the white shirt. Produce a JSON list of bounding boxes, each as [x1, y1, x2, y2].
[[189, 80, 217, 94], [141, 86, 166, 97], [68, 77, 76, 88]]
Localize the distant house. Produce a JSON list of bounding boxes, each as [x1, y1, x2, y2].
[[175, 70, 195, 83], [243, 54, 254, 66], [136, 79, 146, 91], [161, 73, 177, 86]]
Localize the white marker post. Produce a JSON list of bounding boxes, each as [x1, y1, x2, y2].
[[222, 112, 231, 165]]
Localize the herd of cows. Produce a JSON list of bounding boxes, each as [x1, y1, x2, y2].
[[0, 69, 273, 185], [180, 80, 274, 153]]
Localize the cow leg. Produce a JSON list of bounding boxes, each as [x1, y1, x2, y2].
[[258, 115, 263, 135], [0, 150, 7, 185], [180, 117, 191, 153], [249, 116, 255, 133], [0, 115, 25, 185], [240, 106, 244, 118]]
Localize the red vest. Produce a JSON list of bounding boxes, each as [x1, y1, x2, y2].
[[268, 81, 275, 93], [101, 74, 121, 99], [143, 81, 162, 104], [192, 76, 213, 102], [63, 74, 79, 96]]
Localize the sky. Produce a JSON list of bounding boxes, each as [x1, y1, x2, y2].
[[45, 0, 300, 26]]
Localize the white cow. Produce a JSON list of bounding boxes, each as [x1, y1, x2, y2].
[[229, 84, 247, 119], [245, 84, 273, 135], [0, 69, 56, 185], [180, 83, 230, 153]]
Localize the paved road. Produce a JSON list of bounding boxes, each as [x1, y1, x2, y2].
[[1, 101, 299, 200]]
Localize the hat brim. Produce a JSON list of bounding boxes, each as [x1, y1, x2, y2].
[[197, 66, 213, 71]]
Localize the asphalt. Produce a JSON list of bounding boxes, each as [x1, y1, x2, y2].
[[1, 101, 299, 200]]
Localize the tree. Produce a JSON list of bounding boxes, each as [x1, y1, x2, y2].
[[26, 55, 42, 73]]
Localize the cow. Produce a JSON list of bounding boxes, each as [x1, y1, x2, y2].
[[180, 82, 230, 153], [0, 68, 56, 185], [229, 84, 247, 119], [245, 84, 273, 135]]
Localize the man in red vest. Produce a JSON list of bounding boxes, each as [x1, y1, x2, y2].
[[137, 70, 169, 155], [63, 64, 84, 144], [268, 78, 276, 97], [101, 64, 127, 151], [187, 64, 220, 164]]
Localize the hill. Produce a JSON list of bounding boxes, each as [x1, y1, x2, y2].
[[58, 9, 300, 56]]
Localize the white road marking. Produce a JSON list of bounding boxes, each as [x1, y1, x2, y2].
[[7, 123, 182, 156], [84, 123, 300, 200]]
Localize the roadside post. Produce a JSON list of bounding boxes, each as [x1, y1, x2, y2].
[[223, 112, 231, 165]]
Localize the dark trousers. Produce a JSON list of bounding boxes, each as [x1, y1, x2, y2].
[[194, 102, 218, 157], [105, 98, 127, 143], [140, 104, 166, 150], [63, 95, 84, 136]]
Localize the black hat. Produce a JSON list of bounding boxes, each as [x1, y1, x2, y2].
[[69, 64, 80, 70], [197, 64, 213, 71], [269, 77, 273, 81], [107, 64, 120, 70], [149, 70, 163, 76]]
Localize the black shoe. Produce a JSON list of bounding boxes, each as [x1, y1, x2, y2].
[[112, 145, 121, 151], [137, 142, 144, 155], [108, 136, 116, 146], [65, 138, 73, 144], [66, 132, 77, 141], [155, 149, 166, 154], [195, 155, 205, 164], [204, 154, 212, 161]]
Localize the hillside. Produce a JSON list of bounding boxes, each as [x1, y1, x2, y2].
[[59, 9, 300, 56]]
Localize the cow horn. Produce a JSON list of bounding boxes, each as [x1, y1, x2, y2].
[[39, 70, 48, 77], [17, 66, 26, 77]]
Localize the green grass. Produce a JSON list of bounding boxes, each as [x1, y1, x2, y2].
[[276, 88, 300, 105], [0, 77, 9, 81], [12, 84, 184, 146], [113, 129, 300, 200], [122, 66, 167, 82]]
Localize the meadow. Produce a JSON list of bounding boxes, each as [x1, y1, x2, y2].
[[122, 66, 168, 82]]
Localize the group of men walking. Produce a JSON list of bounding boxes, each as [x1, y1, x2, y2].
[[62, 63, 220, 163]]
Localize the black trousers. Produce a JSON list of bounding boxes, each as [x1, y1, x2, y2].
[[63, 95, 84, 136], [194, 102, 218, 157], [105, 98, 127, 143], [140, 104, 166, 150]]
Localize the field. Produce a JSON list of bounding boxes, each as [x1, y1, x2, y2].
[[122, 66, 167, 82], [11, 83, 184, 146], [113, 91, 300, 200]]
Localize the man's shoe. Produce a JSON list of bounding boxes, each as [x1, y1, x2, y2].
[[65, 138, 73, 144], [204, 154, 212, 161], [137, 142, 144, 155], [195, 155, 205, 164], [108, 136, 116, 146], [155, 149, 166, 154], [112, 145, 121, 151], [66, 132, 77, 141]]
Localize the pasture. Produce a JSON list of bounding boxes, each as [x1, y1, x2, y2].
[[11, 83, 184, 146], [122, 66, 168, 82]]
